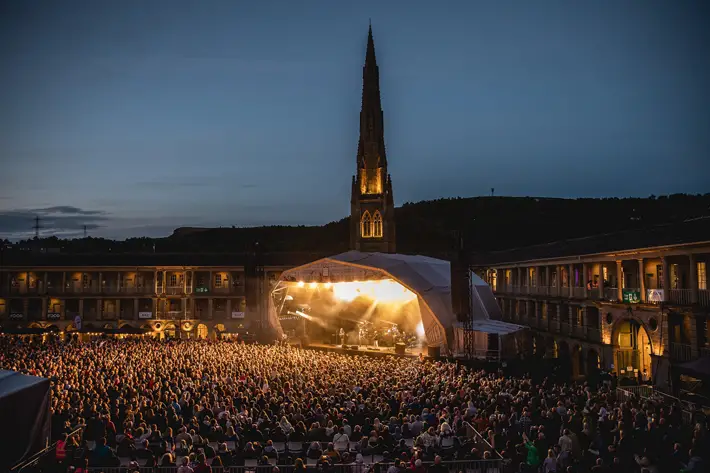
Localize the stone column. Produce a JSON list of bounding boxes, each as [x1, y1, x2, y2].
[[662, 256, 670, 301], [116, 299, 121, 319], [638, 259, 646, 302], [134, 299, 139, 320], [43, 272, 48, 294], [598, 263, 605, 298], [42, 297, 48, 320], [61, 272, 66, 293], [79, 299, 84, 318], [98, 272, 103, 293], [582, 263, 589, 298], [154, 270, 158, 294], [209, 271, 213, 292], [689, 253, 698, 304], [97, 299, 102, 320], [226, 299, 232, 320], [544, 266, 551, 295], [569, 264, 574, 297], [616, 261, 623, 302], [208, 298, 214, 320], [190, 298, 196, 321], [183, 271, 188, 293]]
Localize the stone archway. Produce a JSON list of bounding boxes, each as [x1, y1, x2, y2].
[[571, 345, 584, 378], [545, 336, 558, 358], [612, 317, 653, 379], [587, 348, 600, 377], [196, 323, 208, 339], [557, 340, 572, 378]]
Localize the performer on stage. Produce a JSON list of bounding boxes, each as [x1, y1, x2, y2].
[[339, 328, 345, 346], [374, 331, 380, 348]]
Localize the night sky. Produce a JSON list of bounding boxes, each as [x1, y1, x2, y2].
[[1, 0, 708, 240]]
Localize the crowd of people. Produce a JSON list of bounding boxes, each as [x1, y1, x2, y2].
[[0, 335, 708, 473]]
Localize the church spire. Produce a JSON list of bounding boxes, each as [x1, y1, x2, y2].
[[350, 24, 396, 253], [357, 23, 386, 177]]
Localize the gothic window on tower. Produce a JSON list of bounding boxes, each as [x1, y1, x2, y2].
[[361, 211, 372, 238], [373, 211, 383, 238]]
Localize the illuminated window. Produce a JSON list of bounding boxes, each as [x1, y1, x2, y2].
[[169, 274, 177, 286], [699, 262, 707, 290], [372, 211, 383, 237], [215, 274, 222, 288], [361, 211, 372, 238]]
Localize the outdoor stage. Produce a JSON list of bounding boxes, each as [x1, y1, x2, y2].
[[299, 342, 426, 358]]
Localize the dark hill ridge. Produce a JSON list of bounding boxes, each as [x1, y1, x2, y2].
[[6, 194, 710, 257]]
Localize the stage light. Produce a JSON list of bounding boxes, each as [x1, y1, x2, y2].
[[324, 282, 332, 289], [297, 281, 305, 288], [331, 279, 416, 304], [309, 282, 318, 289], [416, 321, 425, 338]]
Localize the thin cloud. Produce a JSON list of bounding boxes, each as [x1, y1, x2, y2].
[[0, 206, 109, 239]]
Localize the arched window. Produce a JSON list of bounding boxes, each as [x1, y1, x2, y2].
[[372, 211, 383, 237], [361, 211, 372, 238]]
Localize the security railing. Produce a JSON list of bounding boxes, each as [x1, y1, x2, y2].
[[83, 460, 507, 473], [670, 342, 693, 362]]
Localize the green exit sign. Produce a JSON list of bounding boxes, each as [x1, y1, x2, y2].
[[623, 290, 640, 304], [195, 287, 209, 293]]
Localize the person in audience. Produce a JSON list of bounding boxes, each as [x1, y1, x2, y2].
[[0, 335, 706, 473]]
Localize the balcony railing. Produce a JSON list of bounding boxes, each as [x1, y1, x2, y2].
[[699, 289, 709, 308], [604, 287, 619, 301], [165, 286, 185, 295], [119, 311, 135, 320], [572, 287, 585, 298], [670, 342, 693, 362], [572, 324, 586, 338], [586, 327, 602, 343], [119, 285, 150, 294], [559, 322, 572, 335], [212, 287, 232, 294], [46, 284, 64, 294], [700, 346, 710, 359], [669, 289, 693, 306], [156, 285, 164, 294], [101, 312, 119, 320], [100, 284, 121, 294], [66, 283, 98, 294], [157, 311, 188, 320]]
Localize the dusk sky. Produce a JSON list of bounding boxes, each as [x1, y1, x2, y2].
[[1, 0, 708, 240]]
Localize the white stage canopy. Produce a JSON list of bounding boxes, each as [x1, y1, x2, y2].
[[267, 250, 523, 355]]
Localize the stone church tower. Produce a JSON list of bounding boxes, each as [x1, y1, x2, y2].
[[350, 25, 396, 253]]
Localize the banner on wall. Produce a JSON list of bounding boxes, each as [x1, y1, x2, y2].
[[231, 311, 245, 319], [138, 312, 153, 319], [646, 289, 664, 303]]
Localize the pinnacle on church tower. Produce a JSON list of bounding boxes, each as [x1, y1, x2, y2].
[[350, 24, 396, 253]]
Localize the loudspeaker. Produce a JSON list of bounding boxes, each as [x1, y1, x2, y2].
[[451, 260, 471, 321], [427, 346, 441, 358], [395, 343, 406, 355]]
